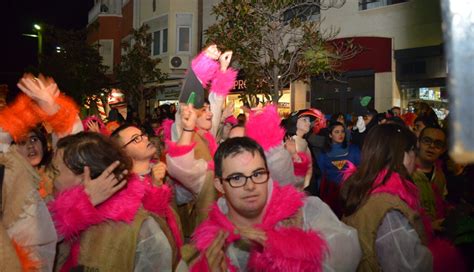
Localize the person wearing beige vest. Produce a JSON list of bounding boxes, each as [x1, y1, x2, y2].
[[341, 124, 465, 272], [166, 45, 237, 238], [48, 132, 185, 271]]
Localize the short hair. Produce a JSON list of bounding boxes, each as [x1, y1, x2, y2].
[[418, 126, 447, 142], [110, 123, 139, 143], [57, 132, 131, 179], [414, 115, 440, 129], [214, 137, 268, 178]]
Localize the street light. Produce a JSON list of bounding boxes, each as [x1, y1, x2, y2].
[[33, 24, 43, 59]]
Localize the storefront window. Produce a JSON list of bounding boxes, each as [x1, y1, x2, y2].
[[401, 86, 449, 120]]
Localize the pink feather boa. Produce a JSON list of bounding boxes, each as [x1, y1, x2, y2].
[[191, 183, 328, 271], [191, 52, 220, 86], [209, 68, 238, 97], [245, 105, 285, 151], [368, 170, 466, 271], [166, 139, 197, 157], [160, 119, 174, 140], [50, 173, 182, 270]]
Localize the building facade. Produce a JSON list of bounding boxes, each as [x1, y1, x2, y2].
[[201, 0, 445, 117]]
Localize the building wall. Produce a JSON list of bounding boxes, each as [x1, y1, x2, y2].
[[320, 0, 442, 51], [139, 0, 198, 76]]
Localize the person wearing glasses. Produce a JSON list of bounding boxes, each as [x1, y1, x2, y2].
[[188, 137, 361, 271], [411, 126, 448, 228]]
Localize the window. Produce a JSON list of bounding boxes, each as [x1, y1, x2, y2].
[[283, 1, 320, 22], [359, 0, 408, 11], [176, 14, 192, 53], [147, 15, 168, 56], [152, 29, 168, 56], [178, 27, 190, 52]]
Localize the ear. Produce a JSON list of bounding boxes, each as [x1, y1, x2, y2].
[[214, 177, 225, 195]]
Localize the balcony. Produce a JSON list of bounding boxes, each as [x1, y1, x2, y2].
[[88, 0, 123, 24]]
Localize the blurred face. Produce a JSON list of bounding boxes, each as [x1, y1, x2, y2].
[[337, 115, 345, 125], [417, 128, 446, 163], [195, 104, 213, 131], [296, 116, 311, 135], [16, 132, 44, 167], [403, 148, 416, 174], [52, 149, 82, 192], [363, 114, 373, 126], [392, 108, 401, 116], [413, 121, 426, 138], [214, 151, 269, 220], [228, 126, 245, 138], [119, 127, 156, 161], [329, 125, 345, 144]]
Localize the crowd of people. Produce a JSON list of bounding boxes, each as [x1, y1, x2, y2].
[[0, 44, 473, 272]]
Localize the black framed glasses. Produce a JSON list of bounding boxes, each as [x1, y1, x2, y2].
[[420, 136, 445, 149], [122, 132, 146, 148], [220, 170, 269, 188]]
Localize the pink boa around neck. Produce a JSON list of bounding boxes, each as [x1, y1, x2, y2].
[[368, 170, 466, 271], [50, 174, 182, 271], [245, 105, 285, 151], [209, 68, 238, 97], [191, 52, 220, 87], [191, 183, 328, 272]]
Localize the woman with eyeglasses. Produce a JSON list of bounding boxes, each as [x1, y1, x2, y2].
[[341, 124, 465, 271], [48, 132, 185, 271]]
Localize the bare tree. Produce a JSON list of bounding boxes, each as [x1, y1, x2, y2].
[[206, 0, 361, 105]]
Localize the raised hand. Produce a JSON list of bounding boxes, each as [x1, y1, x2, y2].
[[180, 103, 197, 131], [221, 102, 235, 121], [284, 136, 297, 156], [86, 120, 101, 133], [205, 44, 221, 60], [219, 51, 233, 72], [151, 161, 167, 186], [84, 161, 128, 206], [17, 73, 60, 115]]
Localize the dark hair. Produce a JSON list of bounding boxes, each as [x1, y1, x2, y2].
[[418, 126, 447, 143], [14, 126, 51, 167], [56, 132, 131, 179], [340, 124, 417, 216], [414, 115, 440, 129], [323, 121, 347, 152], [110, 123, 139, 143], [214, 137, 268, 178], [386, 116, 406, 127], [330, 112, 345, 123]]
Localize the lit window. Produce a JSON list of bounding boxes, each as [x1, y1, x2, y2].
[[359, 0, 408, 11]]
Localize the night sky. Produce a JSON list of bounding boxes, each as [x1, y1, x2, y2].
[[0, 0, 94, 95]]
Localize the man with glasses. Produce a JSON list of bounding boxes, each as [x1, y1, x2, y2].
[[412, 126, 448, 227], [188, 137, 361, 271]]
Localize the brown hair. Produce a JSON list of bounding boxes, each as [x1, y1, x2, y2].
[[340, 124, 416, 216], [56, 132, 131, 179]]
